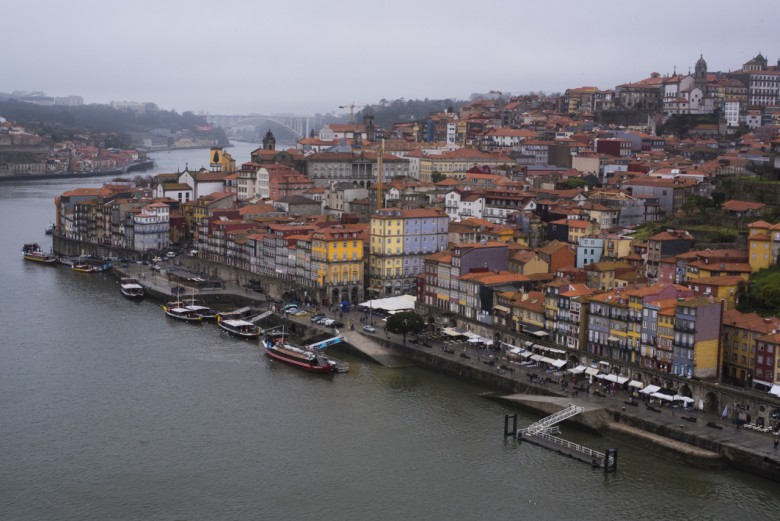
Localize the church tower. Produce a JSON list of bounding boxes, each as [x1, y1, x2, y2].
[[262, 128, 276, 151], [694, 54, 708, 92]]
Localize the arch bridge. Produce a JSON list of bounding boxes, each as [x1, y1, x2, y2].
[[206, 114, 324, 139]]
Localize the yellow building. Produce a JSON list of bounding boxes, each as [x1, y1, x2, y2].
[[747, 220, 779, 272], [722, 309, 780, 385], [369, 208, 448, 296], [209, 147, 236, 173], [311, 224, 365, 305], [417, 148, 506, 182]]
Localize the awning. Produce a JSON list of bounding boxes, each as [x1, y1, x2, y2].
[[547, 347, 566, 355], [531, 330, 549, 337], [568, 365, 587, 375], [524, 340, 534, 347], [753, 379, 772, 388], [673, 395, 694, 404], [628, 380, 644, 389], [600, 374, 629, 384], [442, 328, 464, 337], [550, 359, 567, 369], [494, 304, 510, 313], [520, 351, 533, 358], [770, 384, 780, 397], [651, 392, 674, 402], [640, 384, 661, 395], [584, 367, 600, 376], [530, 354, 544, 361]]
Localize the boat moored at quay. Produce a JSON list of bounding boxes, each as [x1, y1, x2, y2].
[[162, 302, 203, 323], [22, 243, 58, 265], [119, 277, 145, 299], [217, 316, 261, 338], [263, 332, 348, 373]]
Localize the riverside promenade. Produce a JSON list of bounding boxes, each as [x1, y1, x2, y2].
[[112, 261, 780, 481]]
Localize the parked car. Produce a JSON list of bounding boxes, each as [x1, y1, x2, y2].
[[166, 251, 177, 258], [322, 318, 336, 326], [363, 325, 376, 333], [331, 321, 344, 328], [310, 313, 325, 322]]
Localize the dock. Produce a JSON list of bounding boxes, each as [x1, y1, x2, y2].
[[508, 404, 618, 471]]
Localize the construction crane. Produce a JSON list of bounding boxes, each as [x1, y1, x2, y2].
[[376, 139, 384, 210], [338, 102, 364, 124]]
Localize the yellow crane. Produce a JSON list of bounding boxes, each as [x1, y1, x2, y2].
[[338, 102, 364, 124]]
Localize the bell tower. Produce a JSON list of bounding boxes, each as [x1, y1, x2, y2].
[[262, 128, 276, 151]]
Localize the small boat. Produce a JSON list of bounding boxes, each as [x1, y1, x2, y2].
[[119, 277, 145, 299], [182, 293, 217, 320], [263, 331, 347, 373], [44, 223, 55, 235], [162, 302, 203, 322], [22, 243, 58, 265], [217, 316, 261, 338], [71, 262, 96, 273]]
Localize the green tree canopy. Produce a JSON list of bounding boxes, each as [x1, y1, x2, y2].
[[385, 311, 425, 343]]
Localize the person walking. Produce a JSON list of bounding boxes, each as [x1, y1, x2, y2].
[[774, 437, 778, 450]]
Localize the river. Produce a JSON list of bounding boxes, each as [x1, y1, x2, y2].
[[1, 143, 779, 520]]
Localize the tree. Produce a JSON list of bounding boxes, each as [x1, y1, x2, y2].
[[385, 311, 425, 344], [431, 172, 446, 183]]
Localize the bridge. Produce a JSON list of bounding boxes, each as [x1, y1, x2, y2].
[[206, 114, 325, 139]]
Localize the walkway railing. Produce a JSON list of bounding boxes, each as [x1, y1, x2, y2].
[[533, 431, 605, 463], [518, 404, 583, 435]]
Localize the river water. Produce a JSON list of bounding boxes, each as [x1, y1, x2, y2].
[[1, 144, 779, 520]]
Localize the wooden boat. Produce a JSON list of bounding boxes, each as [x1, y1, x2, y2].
[[263, 330, 348, 373], [162, 302, 203, 322], [217, 316, 261, 338], [119, 277, 145, 299], [22, 243, 58, 265], [71, 262, 96, 273]]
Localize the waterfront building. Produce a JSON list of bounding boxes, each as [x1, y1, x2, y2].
[[754, 332, 780, 396], [585, 283, 695, 371], [369, 208, 448, 297], [311, 224, 365, 305], [132, 202, 171, 253], [722, 309, 780, 388], [672, 297, 723, 379]]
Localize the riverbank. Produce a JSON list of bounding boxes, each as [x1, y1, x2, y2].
[[0, 159, 154, 182], [110, 260, 780, 482]]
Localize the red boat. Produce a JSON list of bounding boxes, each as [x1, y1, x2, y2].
[[263, 341, 336, 373]]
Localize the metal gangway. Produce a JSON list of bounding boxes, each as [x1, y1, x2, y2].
[[518, 404, 583, 436], [308, 336, 349, 373], [248, 310, 273, 323], [306, 336, 345, 351]]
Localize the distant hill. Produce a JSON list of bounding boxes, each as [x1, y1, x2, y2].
[[0, 100, 227, 148], [356, 98, 466, 128]]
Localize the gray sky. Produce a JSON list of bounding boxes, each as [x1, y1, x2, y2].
[[4, 0, 778, 116]]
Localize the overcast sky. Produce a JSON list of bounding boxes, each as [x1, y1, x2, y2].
[[4, 0, 778, 116]]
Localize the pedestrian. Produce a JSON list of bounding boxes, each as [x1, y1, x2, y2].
[[774, 437, 778, 450]]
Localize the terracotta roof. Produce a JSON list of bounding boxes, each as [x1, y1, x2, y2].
[[722, 200, 766, 212]]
